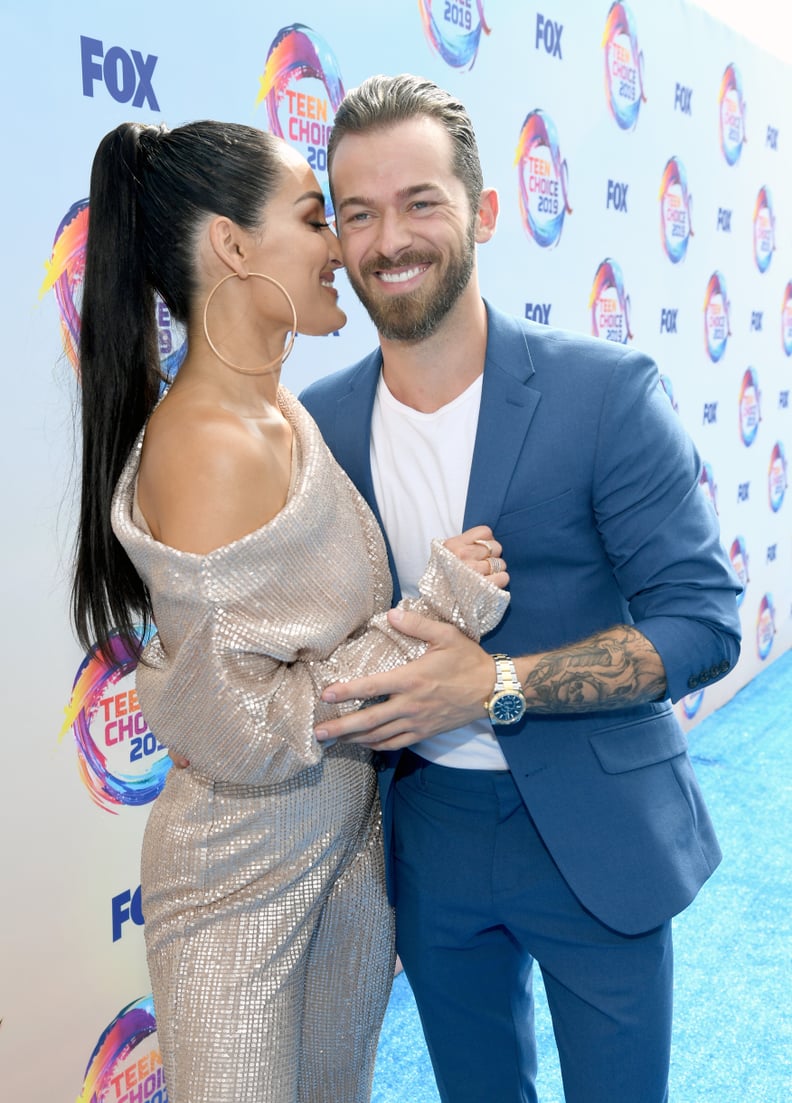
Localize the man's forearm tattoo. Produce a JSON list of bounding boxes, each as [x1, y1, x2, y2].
[[522, 626, 668, 712]]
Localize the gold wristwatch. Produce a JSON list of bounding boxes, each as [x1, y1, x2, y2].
[[484, 653, 527, 725]]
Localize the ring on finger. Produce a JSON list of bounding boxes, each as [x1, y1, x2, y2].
[[474, 538, 494, 556], [488, 556, 504, 574]]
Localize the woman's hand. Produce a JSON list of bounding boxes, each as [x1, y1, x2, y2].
[[443, 526, 509, 588]]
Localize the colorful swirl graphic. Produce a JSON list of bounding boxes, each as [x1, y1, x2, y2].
[[783, 281, 792, 356], [756, 594, 776, 661], [729, 536, 749, 608], [718, 63, 746, 165], [78, 995, 161, 1103], [418, 0, 491, 71], [39, 199, 88, 371], [753, 187, 775, 274], [703, 272, 730, 362], [256, 23, 344, 121], [602, 2, 646, 130], [681, 688, 704, 720], [768, 442, 787, 513], [515, 110, 572, 248], [59, 628, 170, 813], [588, 259, 632, 343], [40, 200, 186, 381], [738, 368, 761, 446], [658, 157, 693, 263]]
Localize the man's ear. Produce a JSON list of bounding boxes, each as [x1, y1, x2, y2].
[[207, 215, 249, 276], [474, 188, 499, 244]]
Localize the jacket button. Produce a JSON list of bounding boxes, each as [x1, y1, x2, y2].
[[687, 675, 699, 689], [719, 659, 731, 673]]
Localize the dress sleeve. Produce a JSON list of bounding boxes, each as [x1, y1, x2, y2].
[[137, 540, 509, 785]]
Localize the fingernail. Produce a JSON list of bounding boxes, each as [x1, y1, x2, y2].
[[322, 690, 336, 703], [315, 728, 329, 740], [390, 608, 404, 623]]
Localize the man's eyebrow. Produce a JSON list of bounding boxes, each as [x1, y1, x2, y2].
[[336, 183, 445, 211]]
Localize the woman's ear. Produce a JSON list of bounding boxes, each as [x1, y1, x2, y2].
[[207, 215, 249, 276]]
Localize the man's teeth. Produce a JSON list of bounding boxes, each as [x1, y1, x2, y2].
[[378, 266, 425, 284]]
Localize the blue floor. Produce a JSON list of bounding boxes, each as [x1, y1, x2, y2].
[[372, 648, 792, 1102]]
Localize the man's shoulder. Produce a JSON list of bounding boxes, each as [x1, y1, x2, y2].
[[488, 302, 643, 360], [484, 301, 656, 384], [300, 347, 381, 411]]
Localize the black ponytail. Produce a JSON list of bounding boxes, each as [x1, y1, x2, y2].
[[73, 123, 160, 660], [72, 119, 283, 661]]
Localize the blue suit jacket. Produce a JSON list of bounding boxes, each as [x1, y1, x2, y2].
[[301, 302, 741, 935]]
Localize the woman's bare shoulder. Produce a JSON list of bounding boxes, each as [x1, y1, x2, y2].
[[137, 394, 290, 553]]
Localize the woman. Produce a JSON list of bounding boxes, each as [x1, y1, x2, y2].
[[73, 119, 508, 1103]]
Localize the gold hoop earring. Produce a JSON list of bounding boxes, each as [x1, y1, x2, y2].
[[202, 272, 297, 376]]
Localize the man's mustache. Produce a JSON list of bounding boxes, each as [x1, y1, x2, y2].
[[359, 251, 441, 278]]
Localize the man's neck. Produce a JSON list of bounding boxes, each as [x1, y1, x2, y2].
[[379, 291, 488, 414]]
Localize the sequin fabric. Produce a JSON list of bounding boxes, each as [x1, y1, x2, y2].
[[111, 387, 508, 1102]]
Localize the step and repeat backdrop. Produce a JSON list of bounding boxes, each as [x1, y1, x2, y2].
[[2, 1, 790, 1099]]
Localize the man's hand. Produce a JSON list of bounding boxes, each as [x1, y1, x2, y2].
[[315, 608, 495, 750]]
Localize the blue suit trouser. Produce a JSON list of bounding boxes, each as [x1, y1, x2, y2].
[[392, 751, 673, 1103]]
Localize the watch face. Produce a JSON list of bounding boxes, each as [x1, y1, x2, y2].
[[491, 693, 525, 724]]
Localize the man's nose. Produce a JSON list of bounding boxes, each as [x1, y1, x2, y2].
[[375, 209, 413, 259]]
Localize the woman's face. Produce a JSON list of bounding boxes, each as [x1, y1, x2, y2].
[[246, 141, 347, 337]]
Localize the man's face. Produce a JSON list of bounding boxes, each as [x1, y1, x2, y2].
[[330, 116, 478, 341]]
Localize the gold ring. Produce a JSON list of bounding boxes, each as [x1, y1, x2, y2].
[[475, 538, 494, 556], [488, 557, 503, 574]]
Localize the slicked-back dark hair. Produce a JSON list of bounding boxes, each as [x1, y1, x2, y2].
[[74, 120, 282, 660], [327, 74, 483, 212]]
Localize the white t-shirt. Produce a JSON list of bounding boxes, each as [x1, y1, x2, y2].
[[370, 373, 509, 769]]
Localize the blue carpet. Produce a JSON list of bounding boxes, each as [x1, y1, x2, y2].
[[372, 648, 792, 1102]]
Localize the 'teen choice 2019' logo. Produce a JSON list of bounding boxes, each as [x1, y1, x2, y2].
[[59, 629, 170, 813], [739, 367, 761, 446], [699, 461, 718, 514], [718, 64, 747, 165], [77, 995, 165, 1103], [589, 259, 632, 343], [659, 158, 693, 263], [602, 3, 646, 131], [753, 187, 775, 273], [515, 110, 572, 248], [419, 0, 491, 70], [703, 272, 731, 362], [255, 24, 344, 217], [729, 536, 749, 607], [756, 593, 776, 660], [783, 282, 792, 356], [768, 441, 787, 512], [39, 200, 187, 379]]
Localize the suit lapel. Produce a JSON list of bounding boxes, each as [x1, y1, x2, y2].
[[329, 351, 382, 519], [330, 352, 403, 598], [464, 304, 542, 529]]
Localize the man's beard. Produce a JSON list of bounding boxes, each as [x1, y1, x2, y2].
[[346, 224, 476, 342]]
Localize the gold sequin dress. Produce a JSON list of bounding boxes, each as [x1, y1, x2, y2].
[[111, 388, 508, 1103]]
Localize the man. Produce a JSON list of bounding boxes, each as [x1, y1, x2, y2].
[[300, 75, 741, 1103]]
